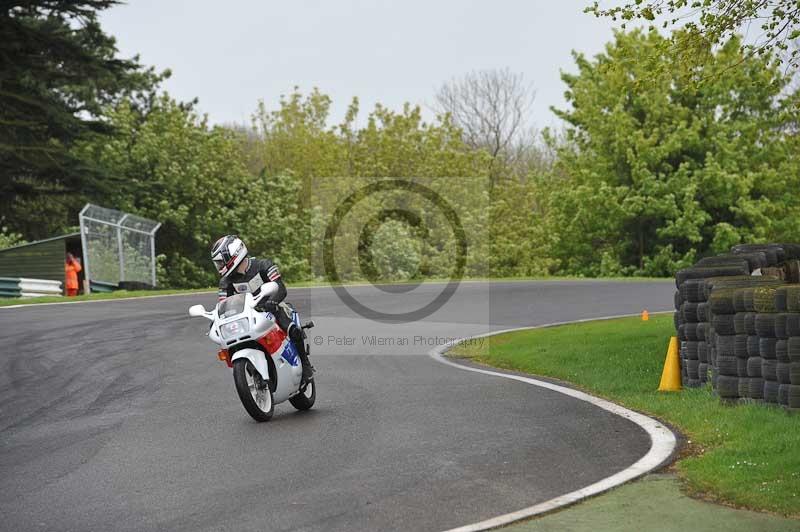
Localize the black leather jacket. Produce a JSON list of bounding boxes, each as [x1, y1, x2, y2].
[[217, 257, 287, 303]]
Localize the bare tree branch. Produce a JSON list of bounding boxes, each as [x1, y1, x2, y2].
[[433, 68, 536, 180]]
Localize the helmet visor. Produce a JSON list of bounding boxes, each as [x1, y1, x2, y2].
[[213, 258, 226, 272]]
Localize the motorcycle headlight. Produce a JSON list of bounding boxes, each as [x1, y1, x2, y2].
[[221, 318, 250, 339]]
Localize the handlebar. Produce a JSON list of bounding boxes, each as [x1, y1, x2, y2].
[[188, 281, 279, 320], [252, 281, 279, 305]]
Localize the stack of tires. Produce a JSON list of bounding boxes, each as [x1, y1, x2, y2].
[[733, 243, 800, 281], [736, 288, 759, 400], [671, 243, 800, 409], [753, 286, 784, 404], [676, 278, 711, 387], [778, 287, 800, 409], [680, 250, 773, 388], [705, 272, 776, 390], [761, 263, 800, 282], [708, 288, 739, 399], [675, 263, 751, 387], [712, 282, 787, 401], [740, 290, 763, 401]]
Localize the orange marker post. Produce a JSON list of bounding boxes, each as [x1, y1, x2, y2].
[[642, 310, 649, 321]]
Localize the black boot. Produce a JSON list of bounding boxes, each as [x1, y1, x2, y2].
[[289, 325, 314, 382], [299, 352, 315, 383]]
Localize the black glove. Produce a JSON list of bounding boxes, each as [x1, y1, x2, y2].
[[256, 300, 279, 314]]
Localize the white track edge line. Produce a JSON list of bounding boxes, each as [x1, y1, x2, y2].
[[428, 311, 677, 532]]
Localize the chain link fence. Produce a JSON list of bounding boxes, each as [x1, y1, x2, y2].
[[79, 204, 161, 288]]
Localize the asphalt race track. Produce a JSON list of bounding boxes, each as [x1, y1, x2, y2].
[[0, 280, 675, 532]]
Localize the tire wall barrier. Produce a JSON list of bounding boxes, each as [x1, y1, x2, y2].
[[0, 277, 62, 298], [673, 243, 800, 410]]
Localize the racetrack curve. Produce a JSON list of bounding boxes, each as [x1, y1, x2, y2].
[[0, 280, 675, 532]]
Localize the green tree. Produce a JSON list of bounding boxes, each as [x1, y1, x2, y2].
[[76, 95, 259, 288], [330, 102, 492, 280], [238, 170, 314, 282], [251, 88, 348, 181], [549, 30, 800, 276], [486, 180, 552, 277], [586, 0, 800, 71], [240, 89, 492, 281], [368, 220, 423, 280], [0, 226, 26, 250], [1, 1, 165, 239]]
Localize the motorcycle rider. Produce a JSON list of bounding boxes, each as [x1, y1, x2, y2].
[[211, 235, 314, 383]]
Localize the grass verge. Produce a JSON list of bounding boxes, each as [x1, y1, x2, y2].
[[450, 314, 800, 517]]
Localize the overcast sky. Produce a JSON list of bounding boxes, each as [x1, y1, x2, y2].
[[101, 1, 621, 130]]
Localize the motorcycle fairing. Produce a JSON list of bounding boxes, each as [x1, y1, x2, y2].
[[230, 348, 270, 381]]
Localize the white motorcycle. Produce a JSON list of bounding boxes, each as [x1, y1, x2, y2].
[[188, 281, 315, 422]]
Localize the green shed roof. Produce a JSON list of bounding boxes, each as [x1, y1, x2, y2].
[[0, 233, 80, 254], [0, 233, 81, 282]]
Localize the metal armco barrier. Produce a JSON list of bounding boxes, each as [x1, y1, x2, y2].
[[0, 277, 62, 298], [0, 277, 22, 297], [20, 278, 62, 297], [89, 280, 117, 293]]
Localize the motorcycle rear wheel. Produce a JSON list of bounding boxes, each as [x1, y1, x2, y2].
[[289, 379, 316, 411], [233, 359, 274, 422]]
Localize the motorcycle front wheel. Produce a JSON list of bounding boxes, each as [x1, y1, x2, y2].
[[289, 379, 316, 411], [233, 359, 274, 422]]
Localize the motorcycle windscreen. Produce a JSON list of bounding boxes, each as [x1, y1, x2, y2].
[[218, 293, 246, 318]]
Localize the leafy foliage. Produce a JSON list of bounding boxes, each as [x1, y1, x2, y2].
[[242, 88, 492, 283], [367, 220, 423, 280], [547, 30, 800, 276], [0, 227, 26, 250], [6, 2, 800, 286], [1, 1, 166, 239], [75, 95, 258, 287], [586, 0, 800, 72]]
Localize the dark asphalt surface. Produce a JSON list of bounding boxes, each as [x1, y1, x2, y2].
[[0, 280, 675, 532]]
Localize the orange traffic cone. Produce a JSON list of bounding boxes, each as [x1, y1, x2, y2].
[[642, 310, 649, 321], [658, 336, 681, 392]]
